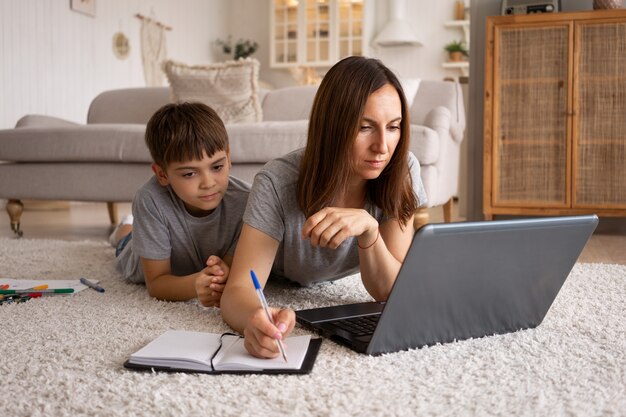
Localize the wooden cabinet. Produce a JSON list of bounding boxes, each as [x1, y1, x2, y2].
[[484, 10, 626, 219], [270, 0, 366, 68]]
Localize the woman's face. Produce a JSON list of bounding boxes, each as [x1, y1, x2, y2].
[[351, 83, 402, 183]]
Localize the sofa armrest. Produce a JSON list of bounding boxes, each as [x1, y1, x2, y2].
[[424, 106, 464, 144], [410, 81, 465, 132], [409, 125, 439, 166], [0, 124, 150, 163], [15, 115, 80, 128]]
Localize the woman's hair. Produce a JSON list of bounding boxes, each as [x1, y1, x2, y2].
[[145, 102, 228, 168], [297, 56, 418, 226]]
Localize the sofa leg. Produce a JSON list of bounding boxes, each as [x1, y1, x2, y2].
[[6, 199, 24, 237], [107, 202, 118, 225], [443, 198, 453, 223], [414, 207, 429, 230]]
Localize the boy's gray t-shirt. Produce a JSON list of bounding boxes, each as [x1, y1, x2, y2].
[[243, 148, 427, 286], [116, 175, 250, 284]]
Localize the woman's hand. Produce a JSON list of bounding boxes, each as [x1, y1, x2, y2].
[[243, 306, 295, 359], [302, 207, 379, 249], [195, 255, 229, 307]]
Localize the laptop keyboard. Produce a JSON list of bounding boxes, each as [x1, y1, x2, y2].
[[328, 314, 380, 336]]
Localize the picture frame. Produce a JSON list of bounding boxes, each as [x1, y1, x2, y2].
[[70, 0, 96, 17]]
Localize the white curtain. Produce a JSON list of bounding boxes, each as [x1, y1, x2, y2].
[[140, 20, 167, 86]]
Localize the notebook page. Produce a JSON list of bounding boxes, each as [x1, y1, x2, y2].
[[129, 330, 221, 371], [214, 334, 311, 371]]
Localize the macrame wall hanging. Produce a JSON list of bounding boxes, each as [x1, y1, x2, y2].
[[135, 13, 172, 86]]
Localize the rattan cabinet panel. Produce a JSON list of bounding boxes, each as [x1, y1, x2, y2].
[[574, 21, 626, 207], [484, 10, 626, 219]]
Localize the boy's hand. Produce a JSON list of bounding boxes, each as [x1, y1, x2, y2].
[[243, 307, 295, 359], [195, 256, 229, 307]]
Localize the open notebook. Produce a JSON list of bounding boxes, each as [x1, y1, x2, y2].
[[124, 330, 321, 375]]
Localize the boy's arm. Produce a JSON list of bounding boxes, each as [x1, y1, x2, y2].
[[141, 257, 225, 306]]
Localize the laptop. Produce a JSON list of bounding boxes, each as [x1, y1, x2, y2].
[[296, 215, 598, 355]]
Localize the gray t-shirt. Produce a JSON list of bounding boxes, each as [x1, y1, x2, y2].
[[243, 148, 427, 286], [116, 175, 250, 284]]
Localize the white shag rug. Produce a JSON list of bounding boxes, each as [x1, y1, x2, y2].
[[0, 238, 624, 417]]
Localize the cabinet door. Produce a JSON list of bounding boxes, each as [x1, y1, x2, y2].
[[271, 0, 365, 68], [573, 20, 626, 208], [337, 0, 364, 60], [491, 24, 571, 207], [271, 0, 300, 67], [304, 0, 332, 65]]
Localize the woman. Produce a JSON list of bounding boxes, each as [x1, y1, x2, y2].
[[221, 56, 428, 358]]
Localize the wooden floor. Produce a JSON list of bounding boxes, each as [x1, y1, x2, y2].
[[1, 201, 625, 265]]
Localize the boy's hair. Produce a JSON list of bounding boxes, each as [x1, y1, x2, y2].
[[145, 102, 228, 168], [297, 56, 418, 227]]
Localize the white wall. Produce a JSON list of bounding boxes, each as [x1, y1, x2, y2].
[[371, 0, 468, 81], [1, 0, 465, 129], [0, 0, 226, 128], [223, 0, 467, 87]]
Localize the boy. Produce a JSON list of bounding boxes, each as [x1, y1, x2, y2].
[[111, 102, 250, 308]]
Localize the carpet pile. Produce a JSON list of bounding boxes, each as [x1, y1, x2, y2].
[[0, 238, 624, 416]]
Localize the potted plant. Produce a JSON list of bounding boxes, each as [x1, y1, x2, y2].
[[444, 40, 469, 62], [216, 36, 259, 60]]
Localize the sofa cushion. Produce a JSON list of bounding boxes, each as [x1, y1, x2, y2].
[[0, 125, 151, 163], [88, 87, 170, 124], [261, 86, 317, 122], [163, 58, 262, 124], [227, 120, 308, 164]]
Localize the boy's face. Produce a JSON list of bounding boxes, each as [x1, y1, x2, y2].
[[152, 150, 231, 216]]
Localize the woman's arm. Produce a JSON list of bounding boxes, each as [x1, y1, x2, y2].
[[302, 207, 414, 301], [221, 224, 295, 358], [357, 215, 414, 300]]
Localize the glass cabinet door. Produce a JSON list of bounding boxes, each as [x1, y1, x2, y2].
[[271, 0, 365, 68], [338, 0, 363, 59], [305, 0, 331, 64], [272, 0, 300, 66]]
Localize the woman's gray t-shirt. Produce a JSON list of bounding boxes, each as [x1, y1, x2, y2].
[[243, 148, 427, 286], [116, 175, 250, 284]]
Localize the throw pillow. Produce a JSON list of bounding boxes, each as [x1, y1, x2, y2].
[[162, 58, 262, 124]]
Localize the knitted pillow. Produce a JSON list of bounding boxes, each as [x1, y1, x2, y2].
[[162, 58, 262, 124]]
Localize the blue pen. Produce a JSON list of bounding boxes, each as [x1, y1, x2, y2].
[[80, 277, 105, 293], [250, 270, 288, 363]]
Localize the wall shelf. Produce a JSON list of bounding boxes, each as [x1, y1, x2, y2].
[[443, 20, 470, 76], [444, 20, 470, 44], [442, 61, 469, 76]]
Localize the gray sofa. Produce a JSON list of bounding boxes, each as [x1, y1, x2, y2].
[[0, 80, 464, 236]]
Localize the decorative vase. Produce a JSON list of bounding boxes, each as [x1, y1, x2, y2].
[[454, 1, 465, 20], [593, 0, 623, 9], [449, 51, 464, 62]]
